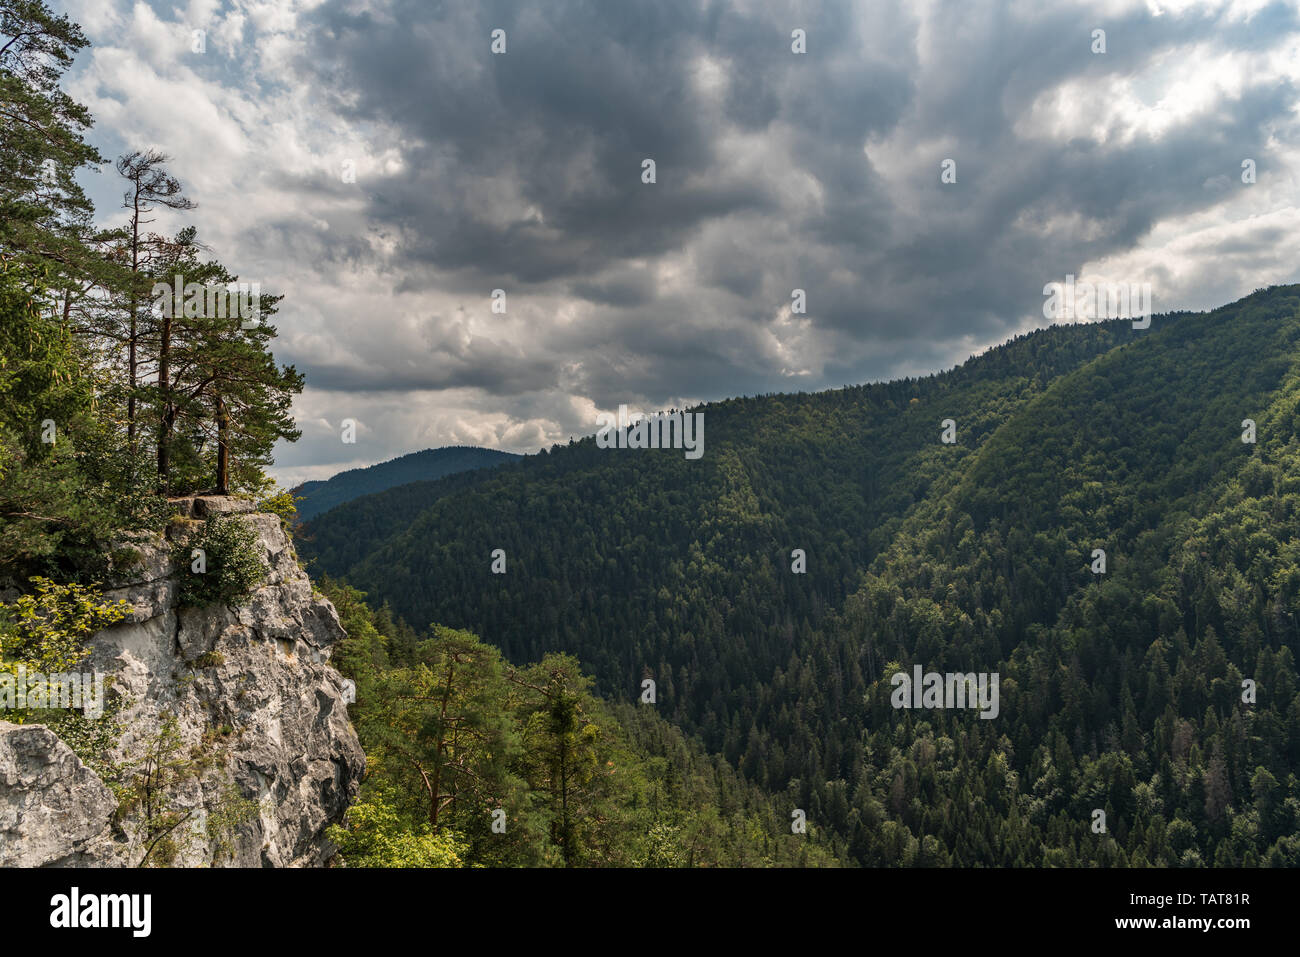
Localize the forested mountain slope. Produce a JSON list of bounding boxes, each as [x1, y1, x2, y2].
[[323, 580, 837, 867], [812, 285, 1300, 864], [292, 446, 520, 522], [300, 286, 1300, 865], [300, 316, 1141, 673]]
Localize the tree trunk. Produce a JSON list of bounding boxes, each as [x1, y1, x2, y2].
[[127, 305, 137, 450], [127, 185, 141, 452], [156, 310, 172, 490], [559, 738, 570, 867], [429, 657, 455, 831], [215, 395, 230, 494]]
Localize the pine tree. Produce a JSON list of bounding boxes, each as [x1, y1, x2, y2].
[[178, 281, 302, 494], [0, 0, 101, 272], [112, 150, 195, 454]]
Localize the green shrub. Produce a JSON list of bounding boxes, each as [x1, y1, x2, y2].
[[175, 516, 265, 607], [326, 789, 467, 868], [0, 578, 130, 680], [256, 488, 300, 526], [0, 579, 130, 757], [109, 546, 143, 572]]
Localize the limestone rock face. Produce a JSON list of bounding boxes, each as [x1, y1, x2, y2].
[[0, 498, 364, 867], [0, 722, 116, 866]]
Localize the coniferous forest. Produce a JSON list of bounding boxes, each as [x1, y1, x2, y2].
[[2, 0, 1299, 884], [303, 289, 1300, 867]]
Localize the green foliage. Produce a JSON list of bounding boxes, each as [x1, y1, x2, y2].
[[256, 487, 299, 525], [205, 780, 259, 866], [112, 715, 192, 866], [327, 788, 468, 868], [309, 288, 1300, 867], [43, 693, 125, 780], [320, 581, 838, 867], [7, 1, 1300, 870], [2, 0, 304, 536], [0, 266, 169, 583], [0, 578, 128, 773], [0, 576, 128, 683], [0, 0, 102, 271], [148, 247, 304, 495], [174, 515, 265, 607]]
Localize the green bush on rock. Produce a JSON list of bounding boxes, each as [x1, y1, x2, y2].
[[175, 516, 265, 607]]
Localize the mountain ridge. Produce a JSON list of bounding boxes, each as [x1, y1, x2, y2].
[[291, 445, 521, 522], [297, 285, 1300, 865]]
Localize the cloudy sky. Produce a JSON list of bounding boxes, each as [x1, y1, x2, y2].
[[60, 0, 1300, 486]]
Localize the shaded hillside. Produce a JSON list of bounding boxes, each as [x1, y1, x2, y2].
[[299, 313, 1146, 681], [823, 285, 1300, 864], [299, 285, 1300, 865], [292, 446, 520, 523]]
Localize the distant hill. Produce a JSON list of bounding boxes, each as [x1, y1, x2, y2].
[[291, 446, 521, 522], [297, 285, 1300, 866]]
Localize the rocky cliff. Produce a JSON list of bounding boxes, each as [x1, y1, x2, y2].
[[0, 496, 364, 866]]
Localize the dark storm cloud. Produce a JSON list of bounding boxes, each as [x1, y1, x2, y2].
[[572, 267, 658, 307], [67, 0, 1298, 484], [286, 0, 1298, 408], [298, 0, 910, 284], [305, 348, 560, 394]]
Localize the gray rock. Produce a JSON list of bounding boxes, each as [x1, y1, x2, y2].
[[0, 499, 364, 867], [193, 496, 257, 518], [0, 722, 117, 866]]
